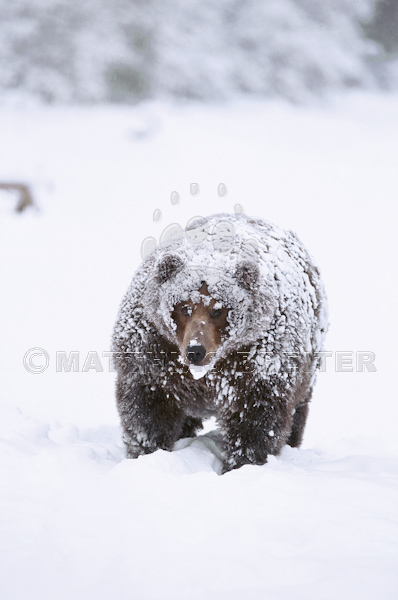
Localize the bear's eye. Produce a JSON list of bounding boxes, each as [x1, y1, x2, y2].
[[210, 308, 222, 319], [181, 306, 192, 316]]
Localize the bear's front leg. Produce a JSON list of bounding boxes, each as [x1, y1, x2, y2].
[[219, 386, 292, 472], [116, 376, 185, 458]]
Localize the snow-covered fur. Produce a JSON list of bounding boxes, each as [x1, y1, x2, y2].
[[112, 213, 328, 472]]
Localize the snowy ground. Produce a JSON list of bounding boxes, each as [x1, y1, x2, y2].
[[0, 93, 397, 599]]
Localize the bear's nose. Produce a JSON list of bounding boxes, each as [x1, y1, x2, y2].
[[186, 344, 206, 365]]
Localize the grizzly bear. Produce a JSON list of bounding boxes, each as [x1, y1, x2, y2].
[[112, 213, 328, 472]]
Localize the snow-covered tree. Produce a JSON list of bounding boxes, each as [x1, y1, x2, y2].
[[0, 0, 394, 103]]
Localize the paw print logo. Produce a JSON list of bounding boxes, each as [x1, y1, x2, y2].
[[141, 184, 256, 262]]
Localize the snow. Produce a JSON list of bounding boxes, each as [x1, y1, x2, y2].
[[2, 1, 395, 104], [1, 93, 398, 599], [189, 364, 212, 380]]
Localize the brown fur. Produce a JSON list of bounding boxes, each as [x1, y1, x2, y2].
[[172, 284, 229, 366]]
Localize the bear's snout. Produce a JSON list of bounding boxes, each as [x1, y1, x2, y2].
[[186, 343, 206, 365], [171, 283, 229, 368]]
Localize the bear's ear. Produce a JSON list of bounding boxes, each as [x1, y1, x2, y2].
[[235, 261, 259, 290], [156, 254, 184, 283]]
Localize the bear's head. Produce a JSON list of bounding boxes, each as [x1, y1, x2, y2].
[[155, 253, 260, 367], [172, 282, 229, 366]]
